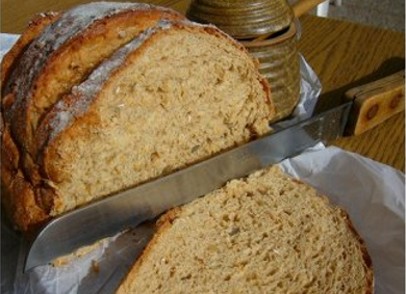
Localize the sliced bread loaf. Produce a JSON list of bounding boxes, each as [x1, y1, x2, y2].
[[1, 8, 274, 232], [117, 166, 373, 294], [2, 2, 183, 181], [1, 3, 184, 232]]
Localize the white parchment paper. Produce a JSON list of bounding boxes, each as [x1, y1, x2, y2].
[[1, 33, 404, 294]]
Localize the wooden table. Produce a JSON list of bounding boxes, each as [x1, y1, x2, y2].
[[1, 0, 405, 171], [298, 15, 405, 172]]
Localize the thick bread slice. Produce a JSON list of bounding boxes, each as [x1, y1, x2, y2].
[[117, 166, 373, 294], [13, 19, 274, 230], [3, 2, 183, 176], [0, 12, 60, 89]]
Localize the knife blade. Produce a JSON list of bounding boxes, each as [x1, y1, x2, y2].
[[24, 71, 404, 271]]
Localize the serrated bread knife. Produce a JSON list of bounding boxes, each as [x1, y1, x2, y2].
[[24, 71, 404, 271]]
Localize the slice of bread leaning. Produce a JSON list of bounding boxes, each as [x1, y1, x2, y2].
[[117, 166, 373, 294], [1, 7, 274, 233]]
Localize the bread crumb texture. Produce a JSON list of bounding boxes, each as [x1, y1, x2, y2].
[[117, 166, 372, 294], [43, 24, 272, 216]]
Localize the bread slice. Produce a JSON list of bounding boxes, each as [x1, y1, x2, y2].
[[34, 19, 273, 217], [2, 17, 274, 232], [2, 2, 183, 174], [117, 166, 373, 294]]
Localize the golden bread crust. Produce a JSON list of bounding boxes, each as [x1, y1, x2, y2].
[[338, 208, 374, 293], [1, 125, 49, 233], [0, 12, 60, 90]]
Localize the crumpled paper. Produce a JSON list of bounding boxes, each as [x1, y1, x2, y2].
[[1, 33, 404, 294], [272, 54, 321, 130], [9, 224, 155, 294]]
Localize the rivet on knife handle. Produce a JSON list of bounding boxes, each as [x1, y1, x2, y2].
[[345, 70, 405, 136]]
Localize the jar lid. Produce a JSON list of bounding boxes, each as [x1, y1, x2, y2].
[[186, 0, 294, 39]]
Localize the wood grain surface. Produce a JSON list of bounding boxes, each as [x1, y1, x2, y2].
[[1, 0, 404, 171], [297, 15, 405, 171]]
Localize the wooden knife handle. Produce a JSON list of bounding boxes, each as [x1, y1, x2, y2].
[[345, 70, 405, 136], [292, 0, 326, 18]]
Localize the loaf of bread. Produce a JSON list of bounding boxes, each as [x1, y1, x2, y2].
[[117, 166, 373, 294], [1, 2, 274, 233]]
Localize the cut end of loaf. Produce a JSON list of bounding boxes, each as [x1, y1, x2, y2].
[[117, 166, 373, 294], [39, 20, 274, 216]]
